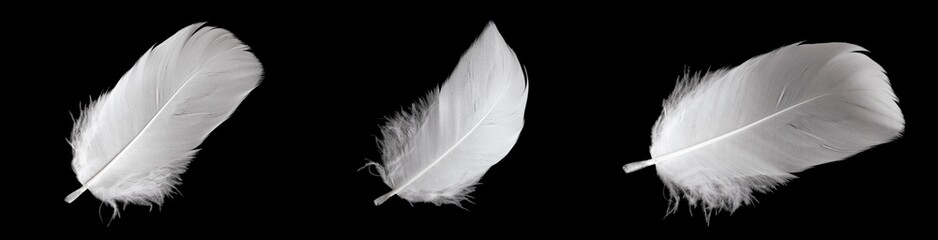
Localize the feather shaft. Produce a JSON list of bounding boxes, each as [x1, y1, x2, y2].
[[625, 93, 834, 173], [66, 72, 200, 203], [374, 83, 511, 205]]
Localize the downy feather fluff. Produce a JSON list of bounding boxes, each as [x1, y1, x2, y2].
[[370, 22, 529, 206], [65, 23, 262, 216], [623, 43, 904, 220]]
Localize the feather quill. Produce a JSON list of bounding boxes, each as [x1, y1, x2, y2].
[[64, 23, 262, 216], [370, 22, 529, 206], [623, 43, 904, 219]]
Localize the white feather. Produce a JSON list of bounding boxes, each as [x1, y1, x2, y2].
[[370, 22, 528, 205], [623, 43, 904, 219], [64, 23, 262, 216]]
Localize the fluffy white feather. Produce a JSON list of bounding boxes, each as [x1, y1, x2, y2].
[[370, 22, 528, 206], [65, 23, 262, 216], [623, 43, 904, 220]]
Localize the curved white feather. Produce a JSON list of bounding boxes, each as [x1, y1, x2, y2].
[[624, 43, 904, 218], [372, 23, 528, 205], [65, 23, 262, 213]]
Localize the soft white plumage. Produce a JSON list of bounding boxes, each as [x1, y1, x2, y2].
[[65, 23, 262, 216], [370, 22, 528, 206], [623, 43, 904, 219]]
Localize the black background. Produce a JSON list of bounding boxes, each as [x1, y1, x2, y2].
[[8, 8, 933, 236]]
